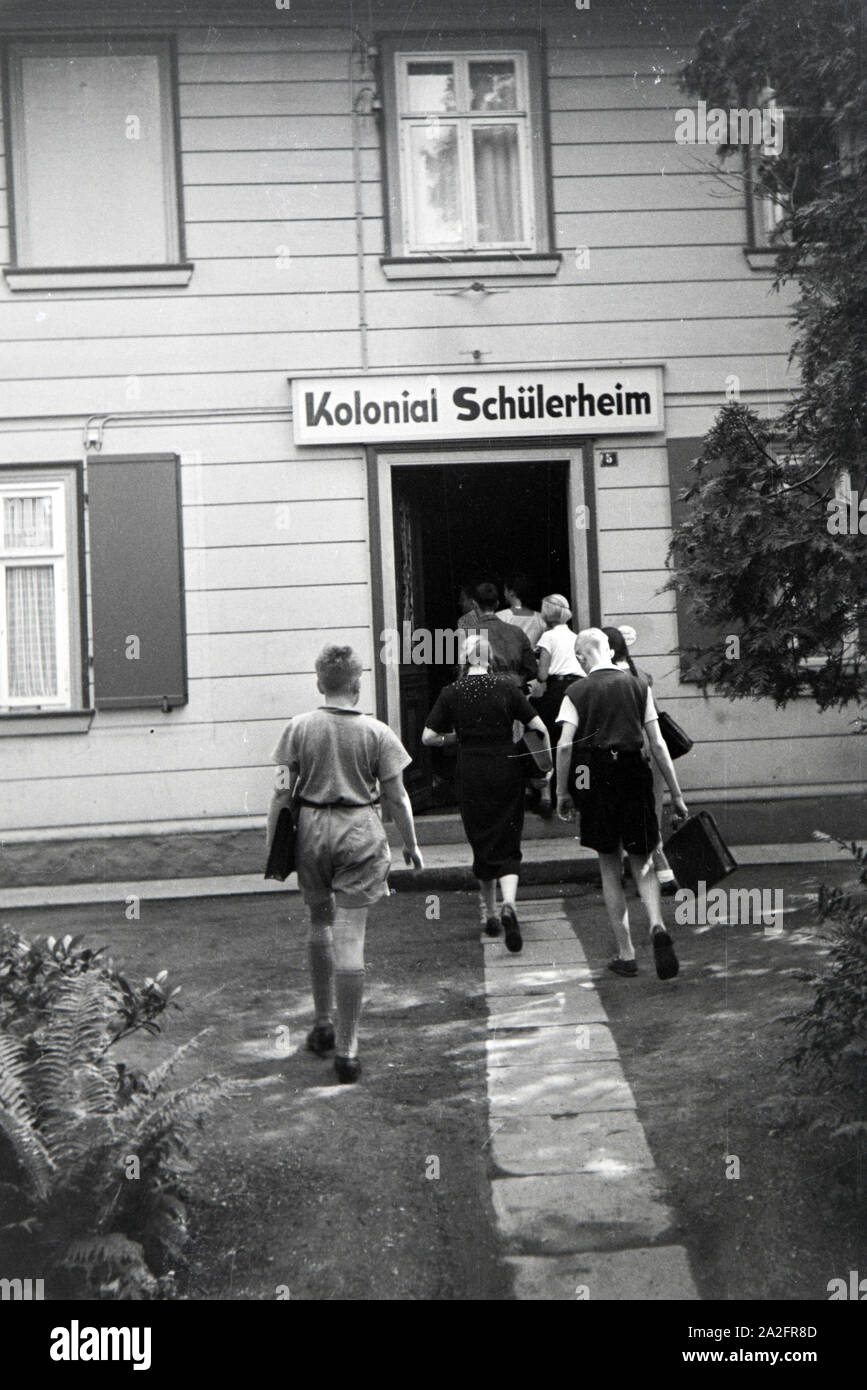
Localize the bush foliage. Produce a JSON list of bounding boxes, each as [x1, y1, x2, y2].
[[0, 929, 235, 1299], [672, 0, 867, 709], [787, 837, 867, 1136]]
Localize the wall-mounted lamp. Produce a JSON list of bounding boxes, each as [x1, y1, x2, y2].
[[84, 419, 104, 452]]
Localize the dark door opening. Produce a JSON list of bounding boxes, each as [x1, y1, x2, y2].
[[391, 459, 571, 809]]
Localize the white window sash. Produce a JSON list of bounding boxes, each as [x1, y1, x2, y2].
[[0, 480, 71, 708], [466, 117, 533, 248], [402, 119, 463, 253], [397, 50, 533, 254]]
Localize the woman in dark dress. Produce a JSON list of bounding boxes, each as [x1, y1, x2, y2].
[[422, 634, 551, 953]]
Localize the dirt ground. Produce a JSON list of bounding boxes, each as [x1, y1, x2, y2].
[[4, 858, 863, 1302]]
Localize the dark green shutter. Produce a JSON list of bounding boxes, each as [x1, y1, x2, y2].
[[666, 436, 726, 683], [88, 454, 188, 709]]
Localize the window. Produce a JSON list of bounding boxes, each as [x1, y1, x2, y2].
[[746, 104, 840, 250], [3, 38, 190, 288], [379, 33, 556, 274], [0, 468, 84, 711]]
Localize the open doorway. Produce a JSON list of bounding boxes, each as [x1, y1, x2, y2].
[[390, 458, 572, 807]]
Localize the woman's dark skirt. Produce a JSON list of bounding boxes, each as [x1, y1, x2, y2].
[[456, 741, 525, 880]]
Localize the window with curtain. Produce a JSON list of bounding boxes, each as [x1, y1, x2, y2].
[[395, 51, 536, 253], [0, 472, 83, 711]]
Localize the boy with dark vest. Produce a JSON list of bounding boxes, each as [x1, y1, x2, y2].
[[555, 628, 688, 978]]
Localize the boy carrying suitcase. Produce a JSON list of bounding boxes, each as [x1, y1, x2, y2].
[[555, 628, 688, 979]]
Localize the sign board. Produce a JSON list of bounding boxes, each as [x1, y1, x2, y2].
[[291, 366, 664, 444]]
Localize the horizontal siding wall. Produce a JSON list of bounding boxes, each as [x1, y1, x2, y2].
[[0, 417, 375, 835], [0, 0, 857, 834]]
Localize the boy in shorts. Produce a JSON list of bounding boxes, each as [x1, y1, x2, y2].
[[268, 646, 423, 1082], [554, 629, 688, 979]]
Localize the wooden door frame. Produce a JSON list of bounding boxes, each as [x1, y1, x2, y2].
[[365, 438, 599, 731]]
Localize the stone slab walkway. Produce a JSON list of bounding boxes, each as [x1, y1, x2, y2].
[[483, 898, 699, 1300]]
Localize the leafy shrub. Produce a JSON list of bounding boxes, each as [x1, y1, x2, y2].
[[0, 932, 237, 1299], [0, 927, 178, 1049], [787, 837, 867, 1136]]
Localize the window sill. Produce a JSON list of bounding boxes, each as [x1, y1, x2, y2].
[[743, 247, 779, 272], [4, 265, 195, 291], [380, 252, 562, 282], [0, 709, 95, 735]]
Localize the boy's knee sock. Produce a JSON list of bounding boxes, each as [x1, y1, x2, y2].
[[335, 968, 365, 1058], [308, 911, 335, 1024], [308, 937, 335, 1024]]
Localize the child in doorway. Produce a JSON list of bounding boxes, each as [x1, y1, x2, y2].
[[267, 645, 423, 1083], [530, 594, 585, 816], [555, 628, 688, 979]]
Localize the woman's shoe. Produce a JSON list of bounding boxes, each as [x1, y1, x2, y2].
[[484, 915, 501, 937], [501, 904, 523, 954], [334, 1054, 361, 1084], [608, 957, 638, 977], [652, 927, 679, 980], [306, 1022, 335, 1055], [536, 797, 554, 820]]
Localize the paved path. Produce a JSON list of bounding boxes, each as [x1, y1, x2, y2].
[[483, 898, 699, 1300]]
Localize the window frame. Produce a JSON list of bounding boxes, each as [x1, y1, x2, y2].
[[378, 30, 555, 267], [765, 442, 862, 673], [744, 101, 840, 262], [1, 33, 191, 286], [0, 463, 87, 714]]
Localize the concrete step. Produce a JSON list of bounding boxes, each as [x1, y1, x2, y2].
[[389, 809, 577, 846], [0, 840, 846, 910]]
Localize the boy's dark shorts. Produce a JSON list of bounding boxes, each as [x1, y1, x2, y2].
[[576, 749, 659, 856]]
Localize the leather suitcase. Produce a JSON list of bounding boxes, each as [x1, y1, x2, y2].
[[662, 810, 737, 895]]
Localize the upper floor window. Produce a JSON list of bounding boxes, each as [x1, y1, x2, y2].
[[3, 38, 189, 286], [747, 104, 841, 248], [379, 33, 555, 269]]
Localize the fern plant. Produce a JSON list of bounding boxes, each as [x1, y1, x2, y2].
[[0, 967, 237, 1299]]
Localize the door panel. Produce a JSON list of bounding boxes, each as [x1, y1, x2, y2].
[[393, 484, 433, 809]]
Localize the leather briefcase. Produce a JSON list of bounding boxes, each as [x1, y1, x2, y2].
[[657, 709, 693, 759], [662, 810, 737, 895], [264, 805, 297, 881]]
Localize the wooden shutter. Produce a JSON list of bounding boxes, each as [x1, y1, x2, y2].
[[88, 454, 188, 709], [666, 436, 726, 683]]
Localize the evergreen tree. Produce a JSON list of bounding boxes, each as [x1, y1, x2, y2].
[[669, 0, 866, 709]]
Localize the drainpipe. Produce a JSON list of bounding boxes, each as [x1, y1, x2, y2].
[[349, 34, 379, 372]]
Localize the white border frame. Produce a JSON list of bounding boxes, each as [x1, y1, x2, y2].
[[0, 476, 71, 708], [369, 443, 592, 733], [6, 38, 180, 268]]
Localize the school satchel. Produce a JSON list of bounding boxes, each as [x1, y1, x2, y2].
[[264, 805, 297, 881], [662, 811, 737, 895], [657, 709, 693, 760]]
